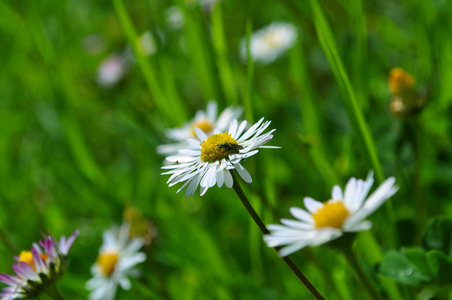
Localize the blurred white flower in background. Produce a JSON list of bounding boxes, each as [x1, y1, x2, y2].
[[96, 53, 127, 88], [240, 22, 297, 64], [86, 223, 146, 300], [166, 6, 184, 30]]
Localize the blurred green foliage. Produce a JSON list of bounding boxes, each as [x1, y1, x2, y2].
[[1, 0, 452, 299]]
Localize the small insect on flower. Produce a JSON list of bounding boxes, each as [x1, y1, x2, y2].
[[218, 143, 244, 155]]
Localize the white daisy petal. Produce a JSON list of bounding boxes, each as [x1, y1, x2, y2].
[[234, 162, 252, 183], [194, 127, 208, 141], [277, 240, 313, 257], [343, 220, 372, 232], [229, 119, 238, 138], [280, 219, 313, 230], [206, 101, 217, 122], [216, 169, 224, 188], [224, 170, 233, 188], [303, 197, 323, 213], [290, 207, 314, 224], [234, 120, 247, 139], [331, 185, 343, 201]]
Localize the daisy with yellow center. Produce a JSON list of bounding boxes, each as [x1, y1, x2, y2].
[[0, 230, 79, 300], [240, 22, 297, 64], [264, 172, 398, 257], [86, 223, 146, 300], [162, 117, 279, 197], [157, 101, 242, 155]]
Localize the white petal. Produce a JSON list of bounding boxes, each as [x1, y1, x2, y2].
[[187, 138, 202, 148], [239, 117, 264, 141], [216, 169, 224, 188], [280, 219, 313, 230], [344, 177, 356, 202], [234, 120, 247, 139], [201, 167, 216, 187], [166, 156, 197, 163], [303, 197, 323, 213], [228, 119, 238, 138], [206, 101, 217, 122], [224, 170, 233, 188], [331, 185, 343, 201], [200, 185, 208, 196], [194, 127, 208, 141], [343, 220, 372, 232], [178, 149, 201, 156], [309, 229, 343, 246], [278, 240, 312, 257], [234, 162, 252, 183], [289, 207, 314, 224], [119, 276, 132, 290]]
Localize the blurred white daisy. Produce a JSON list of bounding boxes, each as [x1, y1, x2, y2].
[[86, 223, 146, 300], [264, 172, 398, 257], [240, 22, 297, 64], [137, 31, 157, 57], [157, 101, 242, 155], [166, 6, 184, 30], [96, 53, 127, 88], [161, 117, 279, 197]]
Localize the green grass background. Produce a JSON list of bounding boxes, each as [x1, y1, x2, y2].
[[1, 0, 452, 299]]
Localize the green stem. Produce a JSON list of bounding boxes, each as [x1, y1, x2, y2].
[[230, 172, 324, 300], [406, 118, 424, 242], [44, 282, 64, 300], [341, 244, 381, 300]]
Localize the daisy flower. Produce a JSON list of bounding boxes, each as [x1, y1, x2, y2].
[[264, 172, 398, 257], [161, 117, 279, 197], [157, 101, 242, 155], [86, 223, 146, 300], [240, 22, 297, 64], [0, 230, 79, 299]]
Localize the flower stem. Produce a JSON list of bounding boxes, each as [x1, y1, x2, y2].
[[231, 171, 324, 300], [341, 244, 381, 300], [44, 282, 65, 300]]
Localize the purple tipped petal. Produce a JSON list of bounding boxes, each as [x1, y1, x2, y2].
[[60, 230, 79, 255], [13, 263, 39, 282], [31, 247, 47, 275], [44, 238, 58, 260], [0, 274, 22, 286]]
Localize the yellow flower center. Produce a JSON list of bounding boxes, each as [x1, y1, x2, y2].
[[97, 251, 119, 277], [312, 201, 350, 229], [191, 119, 214, 136], [263, 31, 280, 48], [200, 132, 238, 163], [18, 251, 48, 271]]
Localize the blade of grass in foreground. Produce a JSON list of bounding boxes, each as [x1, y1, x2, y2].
[[308, 0, 396, 238], [113, 0, 177, 125], [242, 18, 255, 123], [178, 0, 220, 102], [211, 2, 238, 106]]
